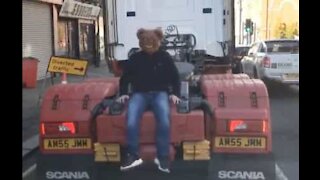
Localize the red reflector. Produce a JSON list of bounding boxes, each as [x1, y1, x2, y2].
[[61, 122, 76, 134], [262, 56, 271, 68], [229, 120, 246, 132], [229, 119, 266, 133], [41, 123, 45, 135], [41, 122, 77, 135]]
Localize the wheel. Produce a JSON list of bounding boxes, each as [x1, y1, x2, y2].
[[237, 62, 243, 74], [253, 68, 259, 79]]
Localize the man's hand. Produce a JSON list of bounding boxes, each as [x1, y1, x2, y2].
[[169, 95, 181, 104], [116, 95, 129, 103]]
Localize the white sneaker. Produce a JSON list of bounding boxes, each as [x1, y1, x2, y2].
[[154, 158, 170, 173], [120, 154, 143, 171]]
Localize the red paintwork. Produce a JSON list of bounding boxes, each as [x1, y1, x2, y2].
[[39, 75, 272, 155], [39, 81, 118, 153], [200, 75, 272, 153], [96, 109, 205, 144], [23, 58, 39, 88]]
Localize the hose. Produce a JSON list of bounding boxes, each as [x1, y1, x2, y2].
[[190, 98, 214, 119]]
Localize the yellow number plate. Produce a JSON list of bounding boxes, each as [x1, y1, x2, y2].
[[43, 138, 92, 150], [215, 137, 266, 149], [283, 73, 299, 80]]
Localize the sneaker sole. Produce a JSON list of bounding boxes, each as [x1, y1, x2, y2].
[[154, 158, 170, 173], [120, 158, 143, 171]]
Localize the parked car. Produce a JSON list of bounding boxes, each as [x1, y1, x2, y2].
[[232, 45, 250, 73], [241, 39, 299, 84]]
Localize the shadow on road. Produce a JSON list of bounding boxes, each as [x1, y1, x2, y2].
[[263, 79, 299, 98]]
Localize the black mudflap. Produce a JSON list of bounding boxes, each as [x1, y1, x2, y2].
[[37, 153, 209, 180], [36, 153, 275, 180], [93, 160, 209, 180], [209, 153, 276, 180], [37, 154, 95, 180]]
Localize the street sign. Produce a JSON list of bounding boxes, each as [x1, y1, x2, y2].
[[47, 56, 88, 76], [59, 0, 100, 20]]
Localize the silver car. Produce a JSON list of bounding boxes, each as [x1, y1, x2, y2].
[[241, 39, 299, 84]]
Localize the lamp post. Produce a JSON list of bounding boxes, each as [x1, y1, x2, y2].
[[266, 0, 269, 39], [239, 0, 242, 44]]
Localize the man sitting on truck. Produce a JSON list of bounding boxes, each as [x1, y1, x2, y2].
[[117, 28, 181, 173]]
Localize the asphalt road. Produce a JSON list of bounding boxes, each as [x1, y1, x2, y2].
[[267, 80, 299, 180], [23, 80, 299, 180]]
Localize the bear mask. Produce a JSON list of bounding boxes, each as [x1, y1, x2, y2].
[[137, 28, 164, 54]]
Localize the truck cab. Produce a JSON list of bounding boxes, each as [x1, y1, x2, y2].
[[37, 1, 275, 179]]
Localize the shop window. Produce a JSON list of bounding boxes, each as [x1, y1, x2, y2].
[[79, 23, 95, 62], [56, 19, 78, 58], [56, 21, 69, 56]]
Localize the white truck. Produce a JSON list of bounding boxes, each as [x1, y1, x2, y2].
[[36, 1, 276, 180], [104, 0, 236, 73]]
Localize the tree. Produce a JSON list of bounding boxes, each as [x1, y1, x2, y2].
[[279, 23, 287, 38], [275, 22, 299, 39], [287, 22, 299, 39], [274, 22, 287, 39]]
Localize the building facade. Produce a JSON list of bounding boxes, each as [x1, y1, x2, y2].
[[235, 0, 299, 45], [23, 0, 103, 80]]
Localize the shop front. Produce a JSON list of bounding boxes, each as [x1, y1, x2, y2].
[[55, 0, 101, 66], [23, 0, 55, 80]]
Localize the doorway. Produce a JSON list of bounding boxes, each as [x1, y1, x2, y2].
[[79, 20, 96, 65], [56, 19, 79, 58]]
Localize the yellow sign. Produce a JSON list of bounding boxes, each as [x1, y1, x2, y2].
[[215, 137, 266, 149], [47, 56, 88, 76], [43, 138, 91, 150]]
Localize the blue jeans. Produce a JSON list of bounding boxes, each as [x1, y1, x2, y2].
[[126, 91, 170, 158]]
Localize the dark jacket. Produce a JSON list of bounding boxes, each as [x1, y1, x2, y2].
[[119, 50, 180, 96]]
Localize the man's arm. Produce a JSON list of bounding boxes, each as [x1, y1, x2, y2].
[[119, 59, 134, 96], [165, 53, 181, 97]]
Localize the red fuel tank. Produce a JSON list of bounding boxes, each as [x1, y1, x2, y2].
[[41, 82, 118, 122], [200, 73, 249, 81], [39, 81, 118, 153], [84, 77, 120, 87], [96, 108, 205, 145], [200, 77, 272, 154]]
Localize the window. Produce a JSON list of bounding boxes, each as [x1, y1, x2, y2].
[[235, 46, 250, 56], [79, 22, 95, 62], [55, 19, 78, 58], [56, 21, 69, 56], [247, 43, 260, 55], [265, 40, 299, 53]]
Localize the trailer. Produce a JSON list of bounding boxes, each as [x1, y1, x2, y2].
[[37, 0, 275, 179]]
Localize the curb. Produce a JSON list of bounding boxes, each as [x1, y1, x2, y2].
[[23, 134, 39, 158]]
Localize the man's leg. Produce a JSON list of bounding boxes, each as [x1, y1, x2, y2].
[[151, 92, 171, 173], [120, 93, 147, 171]]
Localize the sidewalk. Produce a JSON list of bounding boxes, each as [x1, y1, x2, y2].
[[22, 60, 114, 157]]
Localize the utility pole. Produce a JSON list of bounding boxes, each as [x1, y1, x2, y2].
[[266, 0, 269, 39], [101, 0, 109, 64], [231, 0, 235, 55], [253, 23, 256, 42], [239, 0, 242, 44]]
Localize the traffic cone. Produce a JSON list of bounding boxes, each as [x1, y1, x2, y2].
[[61, 72, 67, 84]]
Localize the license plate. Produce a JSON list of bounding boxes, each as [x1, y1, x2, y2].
[[215, 137, 266, 149], [43, 138, 92, 150], [283, 73, 299, 80], [277, 63, 292, 68]]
